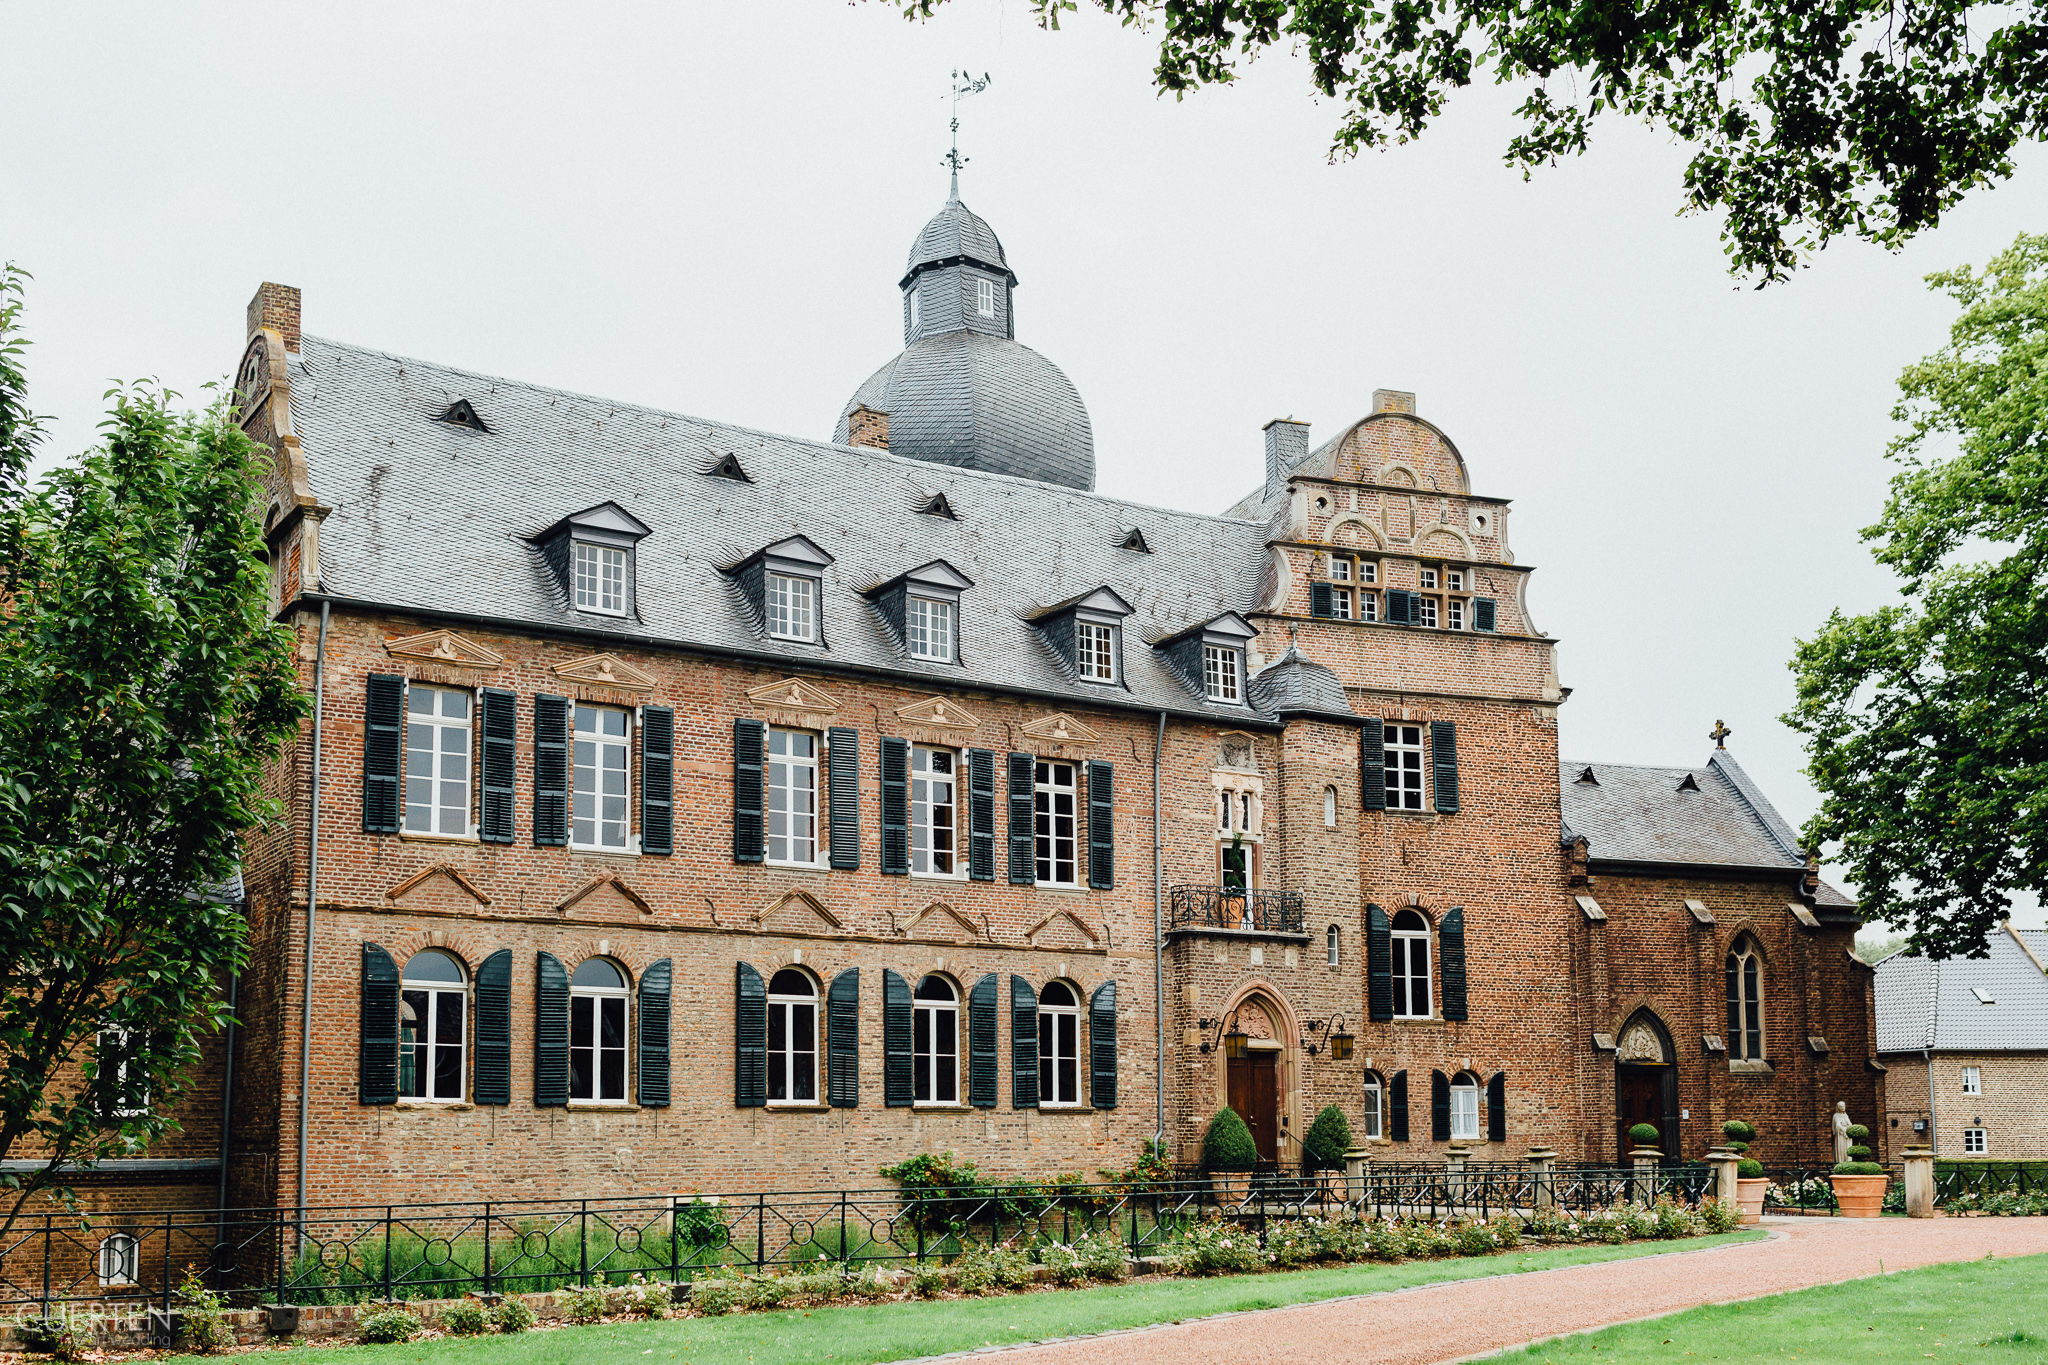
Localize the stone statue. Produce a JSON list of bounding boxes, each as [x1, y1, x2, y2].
[[1832, 1102, 1852, 1165]]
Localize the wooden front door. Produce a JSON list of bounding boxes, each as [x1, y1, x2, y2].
[[1616, 1067, 1667, 1162], [1227, 1051, 1280, 1162]]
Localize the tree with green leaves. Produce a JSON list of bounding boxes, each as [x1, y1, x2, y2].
[[0, 265, 306, 1237], [1787, 233, 2048, 960], [896, 0, 2048, 282]]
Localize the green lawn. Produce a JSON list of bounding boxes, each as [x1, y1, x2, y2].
[[1515, 1252, 2048, 1361], [180, 1231, 1760, 1365]]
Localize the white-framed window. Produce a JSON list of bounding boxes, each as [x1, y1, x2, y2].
[[400, 949, 466, 1102], [1963, 1127, 1988, 1155], [1385, 723, 1425, 811], [766, 571, 818, 642], [1362, 1074, 1384, 1140], [404, 685, 472, 836], [907, 596, 954, 662], [1962, 1066, 1982, 1095], [1361, 590, 1379, 622], [911, 745, 958, 876], [1447, 598, 1465, 631], [1392, 909, 1432, 1018], [975, 277, 995, 317], [1219, 790, 1253, 833], [1329, 555, 1352, 583], [1417, 596, 1440, 628], [1419, 567, 1438, 590], [1451, 1073, 1481, 1140], [913, 975, 959, 1104], [766, 969, 818, 1105], [1038, 980, 1081, 1106], [569, 957, 629, 1103], [573, 542, 628, 615], [1220, 841, 1248, 894], [1333, 587, 1354, 620], [97, 1233, 139, 1287], [1326, 924, 1340, 966], [95, 1026, 151, 1119], [572, 704, 630, 851], [1359, 560, 1379, 584], [1725, 945, 1764, 1061], [1203, 645, 1241, 702], [1323, 786, 1337, 826], [767, 728, 820, 865], [909, 286, 921, 330], [1035, 760, 1078, 885], [1447, 569, 1464, 591], [1077, 621, 1116, 682]]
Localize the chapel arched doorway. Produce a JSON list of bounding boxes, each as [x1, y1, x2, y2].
[[1613, 1011, 1678, 1163]]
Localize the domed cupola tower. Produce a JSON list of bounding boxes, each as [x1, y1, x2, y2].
[[835, 193, 1095, 490]]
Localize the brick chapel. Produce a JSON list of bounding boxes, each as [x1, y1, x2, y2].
[[68, 189, 1884, 1217]]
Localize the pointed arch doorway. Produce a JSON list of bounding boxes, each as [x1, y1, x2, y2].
[[1613, 1012, 1678, 1163], [1222, 995, 1286, 1163]]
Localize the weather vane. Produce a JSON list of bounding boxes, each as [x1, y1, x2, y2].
[[945, 69, 992, 198]]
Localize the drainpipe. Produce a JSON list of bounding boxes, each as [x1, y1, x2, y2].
[[1924, 1047, 1936, 1155], [297, 598, 330, 1239], [215, 965, 239, 1221], [1154, 711, 1166, 1151]]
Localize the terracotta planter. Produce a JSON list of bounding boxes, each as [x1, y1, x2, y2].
[[1829, 1173, 1890, 1219], [1210, 1171, 1251, 1205], [1735, 1177, 1770, 1225]]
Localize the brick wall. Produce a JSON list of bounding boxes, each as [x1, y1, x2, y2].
[[1880, 1052, 2048, 1160]]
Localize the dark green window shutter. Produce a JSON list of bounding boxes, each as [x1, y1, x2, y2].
[[638, 959, 672, 1107], [882, 969, 914, 1107], [1361, 719, 1386, 812], [1007, 752, 1036, 885], [1309, 582, 1333, 618], [473, 949, 512, 1106], [358, 942, 400, 1105], [1431, 720, 1459, 813], [1487, 1070, 1506, 1143], [733, 718, 765, 864], [1386, 588, 1413, 625], [533, 694, 569, 847], [828, 968, 860, 1107], [1010, 975, 1038, 1109], [362, 674, 404, 834], [1087, 760, 1114, 890], [968, 748, 996, 882], [1088, 980, 1118, 1109], [479, 688, 517, 844], [1473, 597, 1497, 633], [968, 973, 999, 1109], [534, 952, 569, 1107], [880, 737, 909, 875], [1367, 903, 1393, 1021], [828, 727, 861, 870], [1430, 1070, 1451, 1142], [1440, 905, 1468, 1022], [1390, 1070, 1409, 1142], [735, 962, 766, 1108], [641, 706, 675, 856]]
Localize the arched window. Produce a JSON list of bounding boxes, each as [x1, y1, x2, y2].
[[1323, 786, 1338, 826], [1362, 1071, 1385, 1140], [913, 976, 959, 1105], [1038, 981, 1081, 1107], [1450, 1072, 1481, 1141], [767, 969, 817, 1105], [570, 958, 630, 1103], [1326, 924, 1341, 967], [98, 1233, 139, 1287], [400, 950, 466, 1102], [1725, 943, 1764, 1061], [1392, 910, 1432, 1019]]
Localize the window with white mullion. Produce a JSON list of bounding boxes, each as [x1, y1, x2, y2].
[[1034, 760, 1078, 885], [1451, 1074, 1481, 1140], [405, 685, 472, 836], [1203, 645, 1241, 702], [767, 728, 820, 864], [1362, 1074, 1384, 1140], [912, 745, 958, 875], [572, 704, 630, 850], [1392, 909, 1432, 1018], [1038, 981, 1081, 1107], [1962, 1066, 1981, 1095], [907, 595, 954, 662], [573, 542, 628, 615], [1077, 621, 1116, 682], [399, 950, 466, 1103], [569, 958, 629, 1103], [766, 572, 817, 642], [1384, 723, 1424, 810], [913, 976, 959, 1104], [766, 970, 818, 1105]]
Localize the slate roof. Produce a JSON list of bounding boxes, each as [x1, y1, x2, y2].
[[288, 336, 1268, 724], [1248, 645, 1360, 723], [1559, 751, 1805, 870], [834, 329, 1095, 491], [1876, 926, 2048, 1053], [907, 195, 1009, 276]]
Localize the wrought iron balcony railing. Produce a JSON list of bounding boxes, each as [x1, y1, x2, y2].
[[1169, 885, 1306, 936]]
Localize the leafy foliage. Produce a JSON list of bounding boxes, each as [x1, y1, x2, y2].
[[178, 1267, 234, 1354], [0, 266, 307, 1232], [1629, 1123, 1663, 1146], [355, 1308, 421, 1344], [1202, 1107, 1258, 1171], [485, 1296, 536, 1333], [1302, 1104, 1353, 1170], [438, 1301, 489, 1336], [1834, 1161, 1888, 1175], [892, 2, 2048, 281], [1787, 234, 2048, 958]]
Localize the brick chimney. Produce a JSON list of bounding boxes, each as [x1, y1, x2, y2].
[[1372, 389, 1416, 414], [1263, 417, 1309, 499], [847, 405, 889, 451], [246, 282, 301, 354]]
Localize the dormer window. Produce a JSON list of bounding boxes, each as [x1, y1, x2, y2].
[[574, 543, 628, 615], [733, 535, 836, 648], [1203, 645, 1241, 702], [1155, 611, 1257, 707], [767, 571, 816, 642], [907, 595, 954, 662], [1032, 587, 1134, 686], [975, 277, 995, 317], [867, 559, 973, 665], [1077, 621, 1116, 682]]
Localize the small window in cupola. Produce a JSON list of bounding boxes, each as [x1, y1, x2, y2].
[[533, 502, 652, 620], [909, 286, 922, 331], [975, 277, 995, 317]]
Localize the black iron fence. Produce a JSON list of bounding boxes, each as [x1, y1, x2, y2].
[[1168, 885, 1306, 935], [1933, 1162, 2047, 1203], [1, 1166, 1729, 1317]]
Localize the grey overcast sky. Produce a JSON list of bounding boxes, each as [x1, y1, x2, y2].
[[6, 1, 2041, 932]]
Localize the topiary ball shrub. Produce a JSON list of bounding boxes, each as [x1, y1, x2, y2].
[[1833, 1161, 1887, 1176], [1302, 1105, 1353, 1171], [1628, 1123, 1662, 1146], [1849, 1144, 1872, 1160], [1847, 1124, 1870, 1141], [1737, 1157, 1765, 1179], [1202, 1108, 1258, 1172], [1721, 1119, 1756, 1150]]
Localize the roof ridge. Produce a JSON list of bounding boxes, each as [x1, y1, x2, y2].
[[1706, 751, 1805, 862]]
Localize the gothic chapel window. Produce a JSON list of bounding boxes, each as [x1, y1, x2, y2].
[[1725, 944, 1765, 1061]]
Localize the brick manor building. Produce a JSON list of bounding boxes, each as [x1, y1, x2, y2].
[[65, 190, 1883, 1217]]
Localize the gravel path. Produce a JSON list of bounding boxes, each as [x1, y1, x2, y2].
[[903, 1217, 2048, 1365]]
